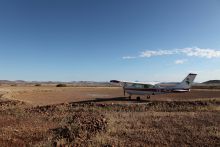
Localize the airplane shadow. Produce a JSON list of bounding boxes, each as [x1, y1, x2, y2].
[[71, 97, 151, 104]]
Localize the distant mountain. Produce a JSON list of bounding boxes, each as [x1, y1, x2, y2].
[[0, 80, 113, 87], [202, 80, 220, 84], [14, 80, 26, 83], [0, 80, 27, 84], [0, 80, 12, 84]]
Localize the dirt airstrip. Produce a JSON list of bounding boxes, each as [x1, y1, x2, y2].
[[1, 86, 220, 105]]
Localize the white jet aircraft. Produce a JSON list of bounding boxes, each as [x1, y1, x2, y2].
[[110, 73, 197, 100]]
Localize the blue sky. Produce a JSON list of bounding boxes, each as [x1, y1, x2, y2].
[[0, 0, 220, 82]]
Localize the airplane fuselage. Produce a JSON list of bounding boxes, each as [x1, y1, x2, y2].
[[125, 87, 189, 96]]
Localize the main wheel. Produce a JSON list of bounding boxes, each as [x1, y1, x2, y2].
[[147, 96, 150, 99], [128, 95, 131, 99], [136, 97, 141, 101]]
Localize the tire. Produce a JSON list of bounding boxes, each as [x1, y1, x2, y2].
[[136, 97, 141, 101]]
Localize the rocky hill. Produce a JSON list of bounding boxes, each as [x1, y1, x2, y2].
[[203, 80, 220, 84]]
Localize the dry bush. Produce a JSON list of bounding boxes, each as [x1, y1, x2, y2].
[[35, 84, 41, 87], [56, 84, 67, 87], [51, 111, 107, 146]]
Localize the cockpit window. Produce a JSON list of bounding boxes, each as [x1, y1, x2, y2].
[[131, 84, 143, 88]]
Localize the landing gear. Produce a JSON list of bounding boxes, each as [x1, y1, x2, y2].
[[128, 95, 131, 100], [136, 96, 141, 101], [147, 96, 151, 99]]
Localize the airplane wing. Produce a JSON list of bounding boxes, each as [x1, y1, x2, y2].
[[110, 80, 159, 86]]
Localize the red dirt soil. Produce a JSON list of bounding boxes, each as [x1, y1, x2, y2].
[[1, 86, 220, 105]]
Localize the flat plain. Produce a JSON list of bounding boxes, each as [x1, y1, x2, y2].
[[0, 85, 220, 146]]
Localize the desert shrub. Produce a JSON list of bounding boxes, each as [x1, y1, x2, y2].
[[56, 84, 67, 87], [35, 84, 41, 87], [11, 84, 17, 86], [51, 111, 107, 146]]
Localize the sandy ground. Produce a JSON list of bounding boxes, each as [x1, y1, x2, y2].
[[1, 86, 220, 105]]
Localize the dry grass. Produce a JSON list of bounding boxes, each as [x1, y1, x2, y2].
[[0, 86, 220, 146], [0, 100, 109, 146], [91, 111, 220, 146], [0, 99, 219, 146]]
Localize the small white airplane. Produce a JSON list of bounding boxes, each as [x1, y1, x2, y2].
[[110, 73, 197, 100]]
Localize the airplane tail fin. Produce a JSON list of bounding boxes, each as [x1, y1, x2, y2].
[[174, 73, 197, 89]]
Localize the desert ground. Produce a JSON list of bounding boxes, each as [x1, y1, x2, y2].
[[1, 86, 220, 105], [0, 85, 220, 146]]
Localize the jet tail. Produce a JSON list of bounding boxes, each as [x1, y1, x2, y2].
[[174, 73, 197, 89]]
